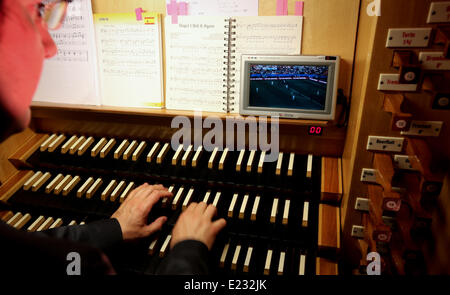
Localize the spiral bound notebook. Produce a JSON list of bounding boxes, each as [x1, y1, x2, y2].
[[165, 15, 303, 113]]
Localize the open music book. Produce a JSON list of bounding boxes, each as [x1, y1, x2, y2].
[[165, 15, 303, 113]]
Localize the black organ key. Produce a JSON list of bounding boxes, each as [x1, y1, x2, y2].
[[132, 141, 146, 161], [91, 137, 107, 157], [78, 136, 94, 156], [100, 138, 116, 158], [114, 139, 129, 159], [123, 140, 138, 160], [61, 135, 78, 154]]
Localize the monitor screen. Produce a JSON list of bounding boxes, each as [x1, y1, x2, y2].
[[239, 55, 339, 120], [249, 64, 329, 111]]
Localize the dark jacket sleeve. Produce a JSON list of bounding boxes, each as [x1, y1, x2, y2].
[[31, 218, 123, 250], [156, 240, 210, 275]]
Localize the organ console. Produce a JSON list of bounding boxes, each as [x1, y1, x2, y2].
[[0, 130, 341, 275]]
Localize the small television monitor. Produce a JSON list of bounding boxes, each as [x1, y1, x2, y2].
[[239, 55, 340, 120]]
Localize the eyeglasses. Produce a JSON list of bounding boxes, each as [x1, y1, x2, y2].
[[37, 0, 73, 30]]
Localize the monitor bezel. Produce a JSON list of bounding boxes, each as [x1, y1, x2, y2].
[[239, 55, 340, 120]]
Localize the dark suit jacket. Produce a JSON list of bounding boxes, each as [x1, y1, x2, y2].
[[0, 218, 209, 275]]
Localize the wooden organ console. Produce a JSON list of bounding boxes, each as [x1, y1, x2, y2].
[[0, 121, 342, 275]]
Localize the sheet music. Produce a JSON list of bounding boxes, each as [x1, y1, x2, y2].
[[33, 0, 100, 105], [166, 0, 258, 16], [94, 13, 164, 108], [231, 16, 303, 113], [165, 16, 226, 112]]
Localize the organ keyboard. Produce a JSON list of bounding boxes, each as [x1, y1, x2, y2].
[[0, 132, 341, 275]]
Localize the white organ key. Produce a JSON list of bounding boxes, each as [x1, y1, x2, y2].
[[91, 137, 107, 157], [159, 235, 171, 257], [14, 213, 32, 230], [181, 145, 193, 166], [37, 217, 54, 231], [182, 188, 195, 211], [302, 201, 309, 228], [243, 246, 253, 273], [228, 193, 238, 218], [27, 216, 45, 232], [101, 180, 117, 201], [220, 243, 230, 268], [276, 152, 283, 175], [282, 200, 291, 225], [171, 186, 184, 210], [172, 144, 184, 165], [270, 198, 279, 224], [218, 147, 229, 170], [287, 153, 295, 176], [32, 172, 51, 192], [299, 255, 306, 275], [40, 134, 57, 152], [156, 143, 170, 164], [257, 151, 266, 174], [239, 194, 249, 220], [148, 238, 158, 255], [146, 142, 160, 163], [49, 218, 63, 229], [61, 135, 78, 154], [62, 175, 80, 196], [100, 138, 116, 158], [161, 185, 175, 208], [69, 136, 85, 155], [278, 252, 286, 275], [132, 141, 147, 161], [114, 139, 129, 159], [54, 175, 72, 195], [45, 173, 64, 194], [79, 221, 86, 225], [306, 154, 313, 179], [246, 150, 256, 172], [236, 150, 245, 172], [191, 146, 203, 167], [78, 136, 94, 156], [120, 182, 135, 203], [264, 249, 273, 275], [202, 191, 211, 203], [77, 177, 94, 198], [6, 212, 23, 227], [48, 134, 66, 152], [23, 171, 43, 191], [123, 140, 138, 160], [110, 180, 126, 202], [212, 192, 221, 207], [86, 178, 103, 199], [250, 195, 260, 221], [68, 220, 77, 226], [231, 245, 241, 270], [208, 147, 219, 169]]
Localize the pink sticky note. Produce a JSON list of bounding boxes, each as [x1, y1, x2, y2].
[[178, 2, 188, 15], [276, 0, 288, 15], [135, 7, 143, 21], [295, 1, 304, 16]]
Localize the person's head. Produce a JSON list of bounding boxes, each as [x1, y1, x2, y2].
[[0, 0, 65, 141]]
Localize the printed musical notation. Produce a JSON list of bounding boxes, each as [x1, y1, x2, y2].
[[33, 0, 101, 105], [165, 16, 226, 112], [94, 13, 164, 108]]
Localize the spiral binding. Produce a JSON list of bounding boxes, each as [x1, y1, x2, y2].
[[222, 18, 237, 112]]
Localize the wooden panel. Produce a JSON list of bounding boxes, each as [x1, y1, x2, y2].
[[318, 203, 341, 255], [316, 257, 339, 275], [342, 0, 450, 267], [321, 157, 343, 203], [0, 128, 35, 184], [0, 170, 34, 203], [8, 133, 49, 169]]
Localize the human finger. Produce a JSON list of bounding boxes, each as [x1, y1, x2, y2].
[[204, 204, 217, 220], [143, 216, 167, 237], [194, 201, 207, 215]]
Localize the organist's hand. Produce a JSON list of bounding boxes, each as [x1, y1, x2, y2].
[[111, 183, 172, 241], [170, 202, 226, 250]]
